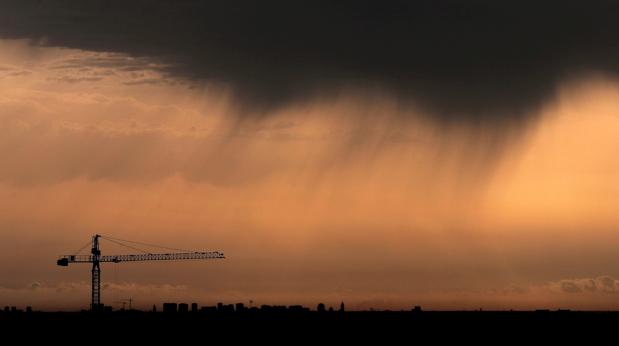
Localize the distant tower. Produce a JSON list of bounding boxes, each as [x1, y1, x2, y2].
[[152, 304, 157, 313], [317, 303, 326, 312], [339, 301, 345, 312]]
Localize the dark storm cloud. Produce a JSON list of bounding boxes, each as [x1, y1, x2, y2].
[[1, 0, 619, 121]]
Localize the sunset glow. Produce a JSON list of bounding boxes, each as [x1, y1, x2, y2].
[[1, 35, 619, 311]]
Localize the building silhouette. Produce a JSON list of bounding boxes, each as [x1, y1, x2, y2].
[[178, 303, 189, 313], [163, 303, 177, 313], [200, 306, 217, 313]]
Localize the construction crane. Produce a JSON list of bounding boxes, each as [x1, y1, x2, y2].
[[114, 298, 133, 310], [57, 234, 225, 310]]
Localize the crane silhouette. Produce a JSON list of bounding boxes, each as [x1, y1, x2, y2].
[[114, 297, 133, 310], [57, 234, 225, 310]]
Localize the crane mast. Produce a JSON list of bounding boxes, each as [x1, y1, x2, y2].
[[57, 234, 225, 310], [91, 234, 101, 310]]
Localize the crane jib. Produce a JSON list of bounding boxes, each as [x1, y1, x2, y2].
[[57, 252, 225, 265]]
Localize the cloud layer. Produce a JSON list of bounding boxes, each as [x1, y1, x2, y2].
[[2, 1, 619, 121]]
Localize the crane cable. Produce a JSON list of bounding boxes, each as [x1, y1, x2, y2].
[[102, 237, 152, 254], [71, 239, 93, 255], [100, 235, 195, 253]]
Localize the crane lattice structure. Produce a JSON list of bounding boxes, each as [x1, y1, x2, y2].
[[57, 234, 225, 310]]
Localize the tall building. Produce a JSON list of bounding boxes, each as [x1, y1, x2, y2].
[[178, 303, 189, 313], [163, 303, 177, 313]]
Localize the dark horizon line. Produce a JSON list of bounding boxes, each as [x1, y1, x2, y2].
[[2, 303, 613, 314]]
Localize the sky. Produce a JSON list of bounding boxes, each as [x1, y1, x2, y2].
[[1, 1, 619, 311]]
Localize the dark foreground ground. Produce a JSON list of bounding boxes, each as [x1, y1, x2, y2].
[[2, 309, 618, 341]]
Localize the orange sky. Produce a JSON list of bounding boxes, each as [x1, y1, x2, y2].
[[1, 39, 619, 311]]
